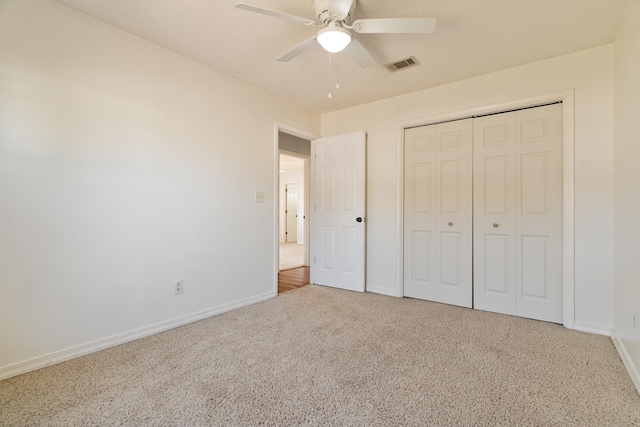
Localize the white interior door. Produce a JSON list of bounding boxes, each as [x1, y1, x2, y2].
[[403, 119, 473, 307], [473, 103, 563, 323], [514, 104, 563, 322], [472, 112, 518, 315], [311, 131, 366, 292], [285, 183, 298, 242]]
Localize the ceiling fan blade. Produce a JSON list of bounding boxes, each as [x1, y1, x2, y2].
[[276, 37, 317, 62], [235, 3, 316, 25], [328, 0, 354, 19], [352, 17, 437, 34], [344, 38, 376, 68]]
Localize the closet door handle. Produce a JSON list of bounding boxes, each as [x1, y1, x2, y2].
[[448, 222, 453, 227], [493, 223, 499, 228]]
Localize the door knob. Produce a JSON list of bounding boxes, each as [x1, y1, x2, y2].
[[448, 222, 453, 227], [493, 223, 499, 228], [356, 217, 364, 223]]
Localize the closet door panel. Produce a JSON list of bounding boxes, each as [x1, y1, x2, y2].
[[404, 126, 438, 300], [473, 114, 517, 315], [436, 120, 473, 307], [474, 103, 563, 323], [515, 104, 563, 323], [404, 120, 472, 307]]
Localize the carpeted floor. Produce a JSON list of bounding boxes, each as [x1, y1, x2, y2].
[[279, 242, 305, 270], [1, 285, 639, 426]]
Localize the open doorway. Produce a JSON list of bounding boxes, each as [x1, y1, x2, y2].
[[279, 154, 306, 270], [277, 129, 312, 293]]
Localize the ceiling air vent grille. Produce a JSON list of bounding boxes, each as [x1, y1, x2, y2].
[[385, 56, 420, 73]]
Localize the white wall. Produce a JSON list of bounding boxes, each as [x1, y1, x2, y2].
[[321, 45, 615, 332], [0, 0, 318, 376], [612, 0, 640, 390]]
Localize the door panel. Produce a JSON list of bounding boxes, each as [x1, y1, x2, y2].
[[285, 183, 298, 242], [404, 119, 472, 307], [484, 234, 510, 294], [440, 160, 461, 213], [413, 163, 432, 213], [440, 231, 460, 285], [473, 113, 517, 315], [521, 235, 548, 298], [412, 231, 432, 282], [515, 104, 563, 323], [483, 156, 509, 214], [474, 103, 563, 323], [311, 131, 366, 292]]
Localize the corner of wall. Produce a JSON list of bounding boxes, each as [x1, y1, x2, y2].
[[611, 331, 640, 395]]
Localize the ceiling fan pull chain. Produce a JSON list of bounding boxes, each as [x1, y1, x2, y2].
[[328, 53, 333, 98], [336, 53, 341, 89]]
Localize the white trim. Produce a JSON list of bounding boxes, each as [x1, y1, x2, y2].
[[274, 123, 318, 290], [611, 331, 640, 395], [395, 123, 405, 298], [395, 90, 576, 329], [560, 92, 576, 329], [574, 322, 611, 336], [367, 286, 398, 297], [0, 291, 274, 381]]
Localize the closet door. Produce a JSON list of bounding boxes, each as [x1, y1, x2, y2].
[[472, 113, 517, 315], [473, 104, 563, 323], [514, 104, 563, 322], [404, 119, 473, 308]]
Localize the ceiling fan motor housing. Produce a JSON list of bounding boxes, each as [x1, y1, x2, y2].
[[315, 0, 356, 25]]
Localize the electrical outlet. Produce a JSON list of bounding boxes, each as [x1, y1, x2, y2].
[[174, 280, 183, 295]]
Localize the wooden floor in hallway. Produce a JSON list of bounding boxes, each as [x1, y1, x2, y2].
[[278, 266, 310, 294]]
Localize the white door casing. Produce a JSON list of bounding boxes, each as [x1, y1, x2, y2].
[[473, 103, 563, 323], [403, 119, 473, 307], [311, 131, 366, 292]]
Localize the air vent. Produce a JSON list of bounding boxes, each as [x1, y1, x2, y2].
[[384, 56, 420, 73]]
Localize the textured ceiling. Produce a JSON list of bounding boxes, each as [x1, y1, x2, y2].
[[53, 0, 628, 114]]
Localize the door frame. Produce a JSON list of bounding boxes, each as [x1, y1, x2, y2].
[[274, 123, 317, 296], [395, 90, 576, 329]]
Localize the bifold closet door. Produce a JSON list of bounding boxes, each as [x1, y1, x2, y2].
[[404, 119, 473, 308], [473, 103, 563, 323]]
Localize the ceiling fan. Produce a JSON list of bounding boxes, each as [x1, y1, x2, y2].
[[235, 0, 436, 68]]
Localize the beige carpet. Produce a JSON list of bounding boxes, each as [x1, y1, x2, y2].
[[1, 285, 639, 426], [279, 242, 305, 270]]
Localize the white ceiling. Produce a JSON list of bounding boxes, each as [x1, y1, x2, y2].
[[54, 0, 628, 114]]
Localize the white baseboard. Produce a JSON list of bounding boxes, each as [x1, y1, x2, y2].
[[0, 291, 274, 381], [365, 286, 397, 297], [611, 331, 640, 395], [573, 321, 612, 336]]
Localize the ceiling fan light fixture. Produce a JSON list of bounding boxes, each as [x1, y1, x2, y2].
[[317, 24, 351, 53]]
